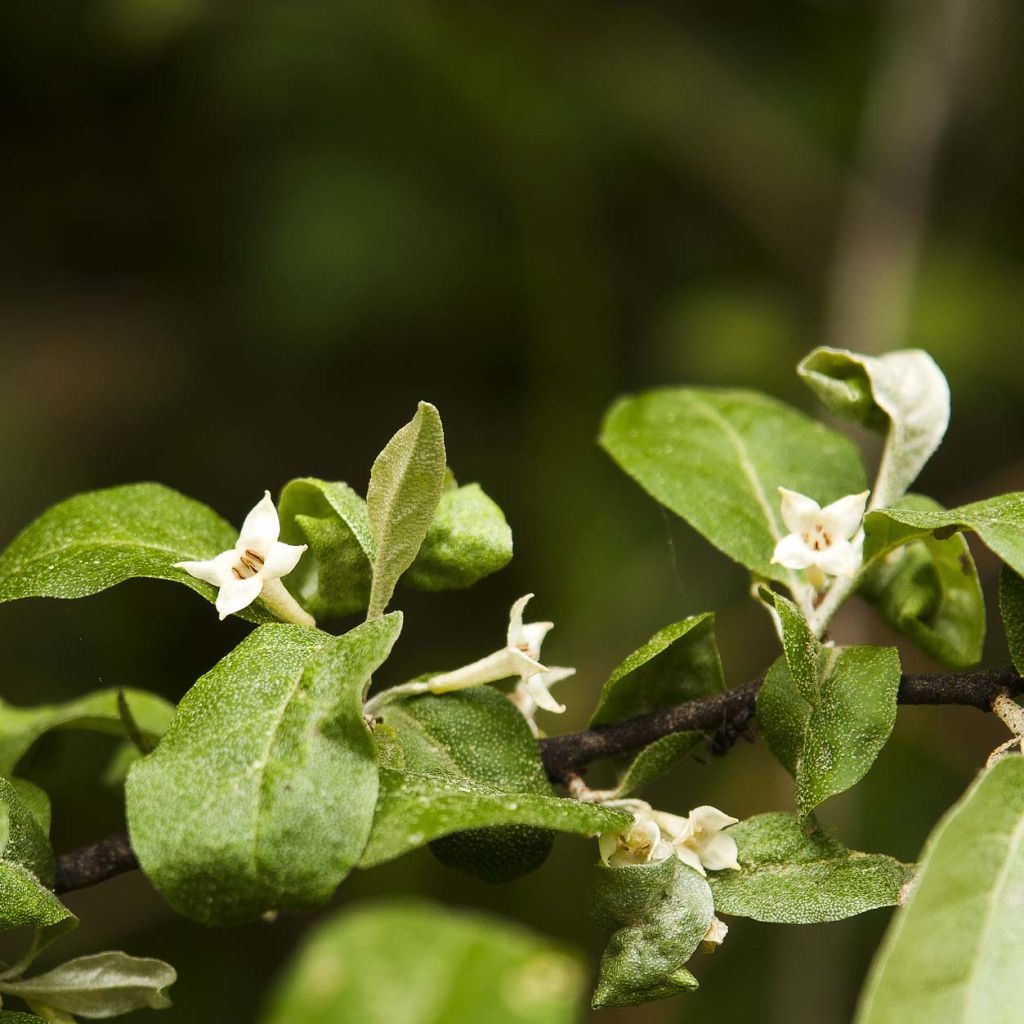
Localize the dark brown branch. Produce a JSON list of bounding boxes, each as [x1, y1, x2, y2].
[[54, 832, 138, 895], [53, 666, 1023, 895]]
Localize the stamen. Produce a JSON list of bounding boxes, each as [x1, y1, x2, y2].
[[245, 549, 265, 566]]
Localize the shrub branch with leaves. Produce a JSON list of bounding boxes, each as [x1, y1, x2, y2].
[[0, 351, 1022, 1021]]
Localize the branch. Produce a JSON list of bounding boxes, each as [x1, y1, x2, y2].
[[53, 666, 1023, 895]]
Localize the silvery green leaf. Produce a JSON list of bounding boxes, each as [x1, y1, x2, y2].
[[0, 1013, 47, 1022], [366, 402, 446, 619], [0, 484, 273, 622], [126, 617, 400, 925], [0, 689, 174, 778], [277, 478, 373, 619], [361, 690, 628, 872], [998, 568, 1024, 676], [865, 493, 1024, 578], [600, 388, 866, 583], [855, 756, 1024, 1024], [798, 347, 949, 507], [403, 483, 512, 591], [756, 592, 900, 817], [591, 858, 713, 1008], [263, 899, 585, 1024], [708, 812, 912, 923], [0, 953, 176, 1018], [859, 495, 984, 669], [7, 782, 50, 837]]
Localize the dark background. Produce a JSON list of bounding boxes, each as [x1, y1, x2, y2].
[[2, 1, 1022, 1021]]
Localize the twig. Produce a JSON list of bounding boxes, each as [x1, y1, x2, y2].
[[52, 665, 1024, 895]]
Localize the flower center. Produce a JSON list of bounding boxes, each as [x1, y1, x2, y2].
[[231, 548, 265, 580], [802, 524, 833, 551], [515, 641, 539, 660]]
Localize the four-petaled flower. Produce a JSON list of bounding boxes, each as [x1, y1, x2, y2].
[[428, 594, 575, 716], [598, 802, 741, 876], [771, 487, 869, 579], [651, 805, 741, 876], [175, 491, 313, 626]]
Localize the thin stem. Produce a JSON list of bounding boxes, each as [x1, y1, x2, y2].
[[261, 578, 316, 628]]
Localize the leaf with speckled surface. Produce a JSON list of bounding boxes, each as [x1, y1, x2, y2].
[[860, 495, 984, 669], [0, 777, 75, 938], [866, 493, 1024, 579], [0, 689, 175, 778], [126, 616, 400, 925], [381, 690, 556, 882], [757, 593, 900, 817], [263, 899, 585, 1024], [708, 813, 911, 923], [855, 756, 1024, 1024], [591, 858, 713, 1008], [600, 388, 867, 582], [0, 1013, 47, 1022], [278, 478, 373, 619], [361, 690, 628, 869], [0, 483, 276, 622], [998, 568, 1024, 677], [366, 402, 446, 619], [590, 615, 724, 795], [404, 483, 512, 591]]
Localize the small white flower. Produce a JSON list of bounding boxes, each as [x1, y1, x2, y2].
[[771, 487, 869, 578], [598, 811, 672, 867], [175, 491, 313, 625], [428, 594, 575, 714], [699, 915, 729, 953], [652, 805, 740, 877]]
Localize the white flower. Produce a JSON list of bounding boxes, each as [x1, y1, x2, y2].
[[598, 811, 672, 867], [652, 805, 740, 877], [699, 915, 729, 954], [175, 491, 313, 626], [771, 487, 869, 578], [428, 595, 575, 714]]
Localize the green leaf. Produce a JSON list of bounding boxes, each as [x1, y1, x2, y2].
[[614, 732, 706, 797], [590, 614, 724, 726], [361, 689, 628, 873], [865, 493, 1024, 579], [600, 388, 866, 583], [126, 617, 400, 925], [588, 615, 725, 795], [756, 592, 900, 816], [591, 858, 713, 1008], [998, 568, 1024, 677], [0, 953, 176, 1017], [8, 782, 51, 837], [0, 779, 75, 946], [798, 347, 949, 507], [855, 756, 1024, 1024], [366, 402, 446, 619], [404, 483, 513, 591], [0, 1013, 47, 1022], [860, 495, 984, 669], [0, 484, 273, 622], [384, 689, 555, 883], [0, 689, 174, 778], [708, 812, 912, 923], [262, 899, 585, 1024], [277, 478, 373, 619]]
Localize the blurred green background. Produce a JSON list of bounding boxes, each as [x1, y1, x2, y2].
[[1, 0, 1022, 1020]]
